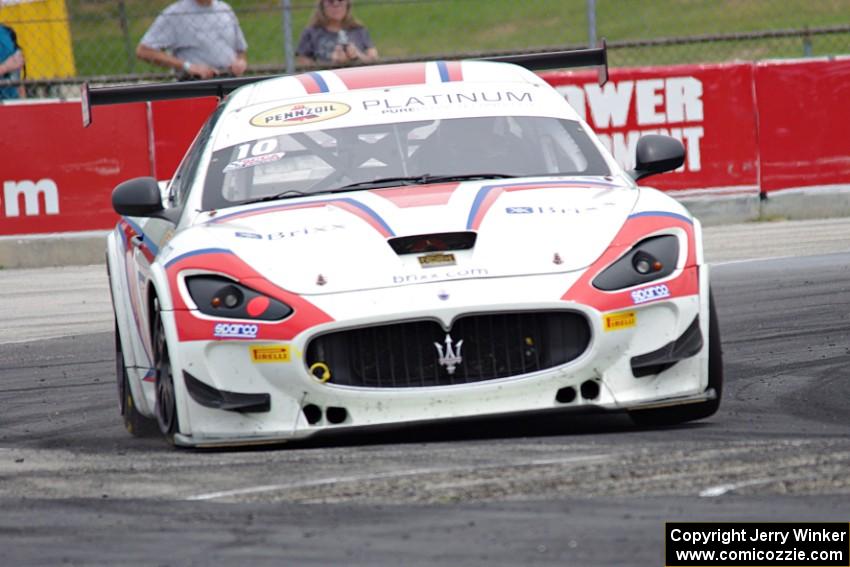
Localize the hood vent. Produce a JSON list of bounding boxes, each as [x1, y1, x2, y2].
[[388, 231, 477, 255]]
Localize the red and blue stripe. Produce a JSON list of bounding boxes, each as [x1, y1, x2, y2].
[[208, 197, 395, 237], [296, 72, 330, 94], [465, 180, 620, 230], [436, 61, 463, 82]]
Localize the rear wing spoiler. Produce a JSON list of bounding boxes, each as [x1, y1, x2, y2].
[[479, 41, 607, 81], [80, 76, 257, 127], [82, 41, 607, 127]]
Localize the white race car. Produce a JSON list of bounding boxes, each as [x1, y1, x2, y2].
[[87, 47, 722, 447]]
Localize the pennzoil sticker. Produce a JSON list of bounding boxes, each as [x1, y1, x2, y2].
[[223, 152, 286, 172], [250, 345, 291, 363], [418, 252, 456, 268], [603, 311, 636, 332], [250, 102, 351, 127]]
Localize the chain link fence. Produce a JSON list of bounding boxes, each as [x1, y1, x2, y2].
[[1, 0, 848, 97]]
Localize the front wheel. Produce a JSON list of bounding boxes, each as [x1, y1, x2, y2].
[[115, 321, 158, 437], [629, 290, 723, 427], [153, 300, 179, 444]]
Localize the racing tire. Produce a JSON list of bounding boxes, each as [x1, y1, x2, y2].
[[115, 322, 158, 437], [629, 290, 723, 427], [152, 300, 180, 444]]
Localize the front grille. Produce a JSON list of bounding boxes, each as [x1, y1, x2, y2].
[[305, 311, 591, 388]]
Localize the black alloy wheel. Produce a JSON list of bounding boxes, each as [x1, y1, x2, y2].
[[153, 300, 179, 442], [115, 320, 158, 437]]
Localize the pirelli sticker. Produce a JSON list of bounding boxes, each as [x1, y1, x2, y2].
[[603, 311, 636, 332], [250, 345, 291, 363], [250, 102, 351, 127]]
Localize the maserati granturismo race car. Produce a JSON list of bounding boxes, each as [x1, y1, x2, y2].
[[85, 46, 722, 447]]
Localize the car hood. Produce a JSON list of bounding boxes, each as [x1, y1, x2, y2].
[[196, 178, 638, 295]]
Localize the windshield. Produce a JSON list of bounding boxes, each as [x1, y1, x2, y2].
[[201, 115, 612, 210]]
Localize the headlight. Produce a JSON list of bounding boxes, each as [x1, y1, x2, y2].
[[185, 275, 293, 320], [592, 235, 679, 291]]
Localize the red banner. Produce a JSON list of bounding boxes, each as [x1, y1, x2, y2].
[[0, 101, 150, 236], [0, 98, 216, 236], [541, 63, 760, 194], [755, 57, 850, 193], [1, 59, 849, 236], [151, 97, 218, 180]]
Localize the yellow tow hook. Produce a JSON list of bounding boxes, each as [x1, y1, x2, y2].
[[309, 362, 331, 383]]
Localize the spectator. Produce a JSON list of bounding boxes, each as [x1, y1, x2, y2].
[[296, 0, 378, 67], [136, 0, 247, 80], [0, 23, 25, 99]]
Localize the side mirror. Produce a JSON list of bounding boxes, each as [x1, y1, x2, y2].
[[112, 177, 179, 223], [628, 135, 685, 181]]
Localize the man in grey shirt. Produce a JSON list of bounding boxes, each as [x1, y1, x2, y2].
[[136, 0, 247, 80]]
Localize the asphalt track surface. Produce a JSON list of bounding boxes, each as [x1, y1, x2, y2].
[[2, 218, 850, 566]]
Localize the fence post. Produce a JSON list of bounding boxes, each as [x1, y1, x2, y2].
[[587, 0, 597, 47], [803, 26, 812, 57], [118, 0, 135, 73], [282, 0, 295, 74]]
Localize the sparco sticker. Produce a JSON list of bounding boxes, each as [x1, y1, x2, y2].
[[214, 323, 258, 339], [250, 102, 351, 127], [631, 284, 671, 305]]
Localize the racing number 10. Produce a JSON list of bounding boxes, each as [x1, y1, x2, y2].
[[235, 138, 278, 160]]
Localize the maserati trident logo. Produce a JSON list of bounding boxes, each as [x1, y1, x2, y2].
[[434, 334, 463, 375]]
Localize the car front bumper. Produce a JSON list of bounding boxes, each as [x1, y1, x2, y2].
[[160, 271, 710, 447]]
